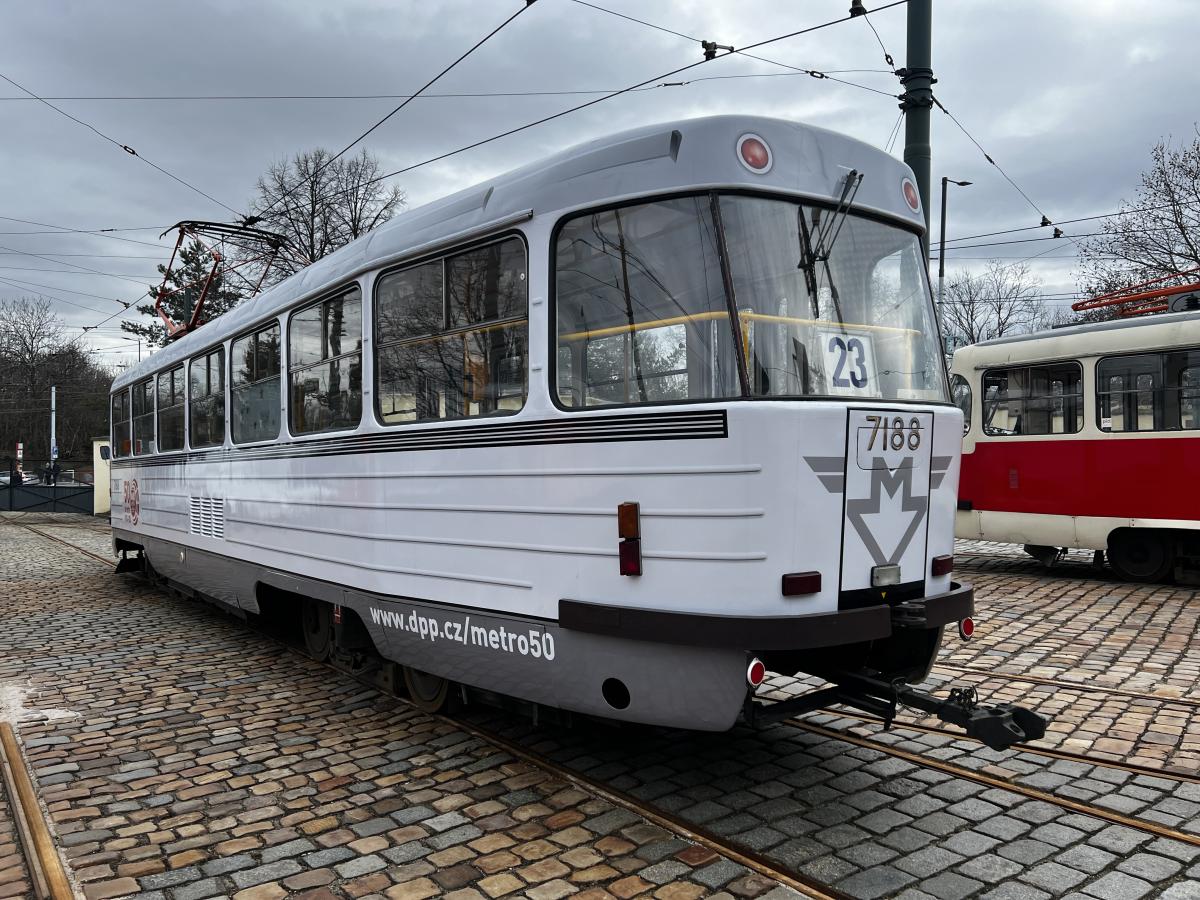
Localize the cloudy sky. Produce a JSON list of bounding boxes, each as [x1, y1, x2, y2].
[[1, 0, 1195, 369]]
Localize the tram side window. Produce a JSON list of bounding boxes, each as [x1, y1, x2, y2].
[[232, 323, 281, 444], [111, 391, 131, 458], [290, 287, 362, 434], [131, 377, 155, 455], [555, 197, 736, 407], [950, 374, 972, 433], [157, 365, 186, 452], [1097, 349, 1200, 432], [190, 347, 226, 448], [983, 363, 1082, 436], [375, 237, 527, 423], [1181, 365, 1200, 429]]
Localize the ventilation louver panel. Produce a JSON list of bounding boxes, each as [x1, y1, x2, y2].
[[188, 496, 225, 539]]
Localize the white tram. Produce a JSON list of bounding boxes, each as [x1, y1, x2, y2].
[[109, 116, 1040, 744]]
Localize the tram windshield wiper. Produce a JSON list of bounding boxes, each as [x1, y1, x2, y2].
[[796, 169, 863, 323]]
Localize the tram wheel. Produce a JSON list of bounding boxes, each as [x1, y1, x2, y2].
[[301, 598, 333, 661], [402, 666, 451, 713], [1107, 529, 1174, 583]]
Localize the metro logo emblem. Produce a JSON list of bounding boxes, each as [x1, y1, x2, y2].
[[123, 479, 140, 526]]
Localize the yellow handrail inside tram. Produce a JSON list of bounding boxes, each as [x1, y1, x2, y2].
[[560, 310, 918, 342]]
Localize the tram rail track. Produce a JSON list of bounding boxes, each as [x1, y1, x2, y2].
[[805, 707, 1200, 785], [932, 661, 1200, 710], [15, 519, 1200, 887], [785, 719, 1200, 849], [4, 518, 847, 900]]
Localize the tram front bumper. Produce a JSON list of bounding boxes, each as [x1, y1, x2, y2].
[[558, 581, 974, 651]]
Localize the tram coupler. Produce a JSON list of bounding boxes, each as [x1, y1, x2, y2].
[[747, 669, 1048, 752]]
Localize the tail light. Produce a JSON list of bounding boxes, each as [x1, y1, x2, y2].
[[931, 554, 954, 576], [617, 502, 641, 576], [747, 658, 766, 687]]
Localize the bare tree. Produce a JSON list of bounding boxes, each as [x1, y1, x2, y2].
[[0, 298, 114, 463], [249, 148, 405, 283], [941, 262, 1047, 348], [1076, 132, 1200, 309]]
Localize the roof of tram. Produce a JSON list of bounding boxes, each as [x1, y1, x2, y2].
[[114, 114, 925, 390], [951, 309, 1200, 369]]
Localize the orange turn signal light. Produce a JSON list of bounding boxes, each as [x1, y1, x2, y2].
[[617, 501, 640, 540], [931, 554, 954, 577]]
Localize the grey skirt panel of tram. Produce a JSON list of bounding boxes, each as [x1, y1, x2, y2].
[[114, 528, 749, 732]]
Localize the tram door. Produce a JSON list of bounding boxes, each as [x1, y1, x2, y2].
[[840, 409, 935, 595]]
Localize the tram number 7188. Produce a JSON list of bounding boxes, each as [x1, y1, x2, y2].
[[865, 414, 922, 451]]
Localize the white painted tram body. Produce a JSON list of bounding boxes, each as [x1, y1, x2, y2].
[[109, 116, 969, 730]]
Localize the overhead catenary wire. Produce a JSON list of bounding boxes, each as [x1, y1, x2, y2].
[[883, 110, 904, 154], [0, 275, 133, 305], [857, 5, 897, 72], [80, 1, 909, 339], [944, 197, 1200, 245], [0, 276, 116, 315], [267, 1, 912, 220], [570, 0, 901, 99], [0, 73, 239, 217], [252, 0, 541, 223], [0, 243, 151, 287], [0, 215, 168, 249], [932, 227, 1185, 252], [0, 251, 162, 259], [0, 74, 899, 104], [931, 95, 1048, 222], [0, 265, 160, 278]]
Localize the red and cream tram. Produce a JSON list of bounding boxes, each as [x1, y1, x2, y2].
[[108, 115, 1043, 748], [951, 310, 1200, 581]]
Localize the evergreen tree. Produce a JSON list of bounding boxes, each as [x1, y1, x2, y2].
[[122, 239, 245, 347]]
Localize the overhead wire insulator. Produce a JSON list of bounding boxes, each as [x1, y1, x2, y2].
[[701, 40, 733, 61]]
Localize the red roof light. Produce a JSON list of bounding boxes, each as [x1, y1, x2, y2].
[[737, 134, 773, 174]]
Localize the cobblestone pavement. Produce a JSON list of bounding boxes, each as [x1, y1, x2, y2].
[[0, 518, 800, 900], [0, 783, 32, 900], [2, 516, 1199, 900], [948, 541, 1199, 773]]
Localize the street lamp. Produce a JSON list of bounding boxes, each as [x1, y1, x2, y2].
[[114, 334, 142, 362], [938, 176, 972, 341]]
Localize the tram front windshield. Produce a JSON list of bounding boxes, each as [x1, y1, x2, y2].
[[555, 193, 948, 407]]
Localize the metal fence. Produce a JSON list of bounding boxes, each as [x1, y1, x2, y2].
[[3, 457, 95, 514]]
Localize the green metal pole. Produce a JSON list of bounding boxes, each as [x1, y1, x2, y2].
[[900, 0, 934, 253]]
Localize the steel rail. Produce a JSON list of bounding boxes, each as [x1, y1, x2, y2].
[[10, 520, 116, 567], [16, 522, 845, 900], [933, 662, 1200, 710], [0, 732, 46, 899], [807, 708, 1200, 784], [787, 720, 1200, 849], [452, 716, 849, 900], [26, 523, 1200, 870], [0, 723, 73, 900]]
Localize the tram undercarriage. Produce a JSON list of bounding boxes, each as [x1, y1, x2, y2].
[[116, 535, 1047, 752]]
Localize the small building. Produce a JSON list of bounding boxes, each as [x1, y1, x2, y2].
[[93, 438, 110, 515]]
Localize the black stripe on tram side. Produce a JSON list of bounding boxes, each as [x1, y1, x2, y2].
[[109, 410, 729, 469]]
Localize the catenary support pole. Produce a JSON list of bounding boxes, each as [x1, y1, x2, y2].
[[938, 175, 948, 330], [901, 0, 933, 251], [49, 386, 56, 463]]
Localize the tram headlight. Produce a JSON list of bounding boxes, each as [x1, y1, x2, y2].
[[871, 564, 901, 587]]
